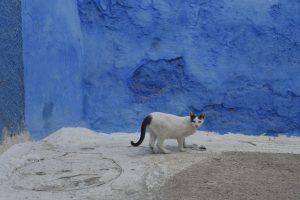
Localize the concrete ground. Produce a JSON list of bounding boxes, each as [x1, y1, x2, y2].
[[0, 128, 300, 200], [159, 152, 300, 200]]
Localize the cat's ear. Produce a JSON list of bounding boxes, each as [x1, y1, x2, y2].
[[198, 113, 206, 119], [190, 112, 196, 121]]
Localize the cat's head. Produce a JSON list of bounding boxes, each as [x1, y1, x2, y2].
[[190, 112, 206, 129]]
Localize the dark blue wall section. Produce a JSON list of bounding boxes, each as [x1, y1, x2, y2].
[[0, 0, 25, 141], [78, 0, 300, 135], [22, 0, 85, 139], [23, 0, 300, 138]]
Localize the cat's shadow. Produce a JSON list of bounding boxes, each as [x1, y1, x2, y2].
[[127, 144, 206, 157]]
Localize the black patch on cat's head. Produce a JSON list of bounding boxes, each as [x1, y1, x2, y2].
[[190, 112, 197, 122], [198, 113, 206, 119]]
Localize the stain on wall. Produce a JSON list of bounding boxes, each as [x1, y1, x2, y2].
[[128, 57, 185, 103]]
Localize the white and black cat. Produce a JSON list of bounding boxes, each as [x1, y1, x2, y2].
[[131, 112, 206, 153]]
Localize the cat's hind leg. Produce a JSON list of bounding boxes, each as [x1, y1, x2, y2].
[[183, 138, 187, 148], [177, 137, 187, 152], [156, 137, 171, 154], [149, 131, 157, 153]]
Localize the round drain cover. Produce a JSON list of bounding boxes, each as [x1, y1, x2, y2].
[[11, 152, 121, 191]]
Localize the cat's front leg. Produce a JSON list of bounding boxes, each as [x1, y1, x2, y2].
[[177, 137, 187, 152]]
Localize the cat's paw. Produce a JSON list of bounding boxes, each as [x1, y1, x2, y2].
[[150, 147, 156, 154], [157, 146, 171, 154], [161, 149, 171, 154], [179, 148, 187, 152]]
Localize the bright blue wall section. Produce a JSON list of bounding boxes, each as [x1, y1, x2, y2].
[[23, 0, 300, 138], [22, 0, 85, 139], [0, 0, 25, 141]]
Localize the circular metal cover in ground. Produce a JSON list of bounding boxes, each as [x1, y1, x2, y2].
[[11, 152, 121, 191]]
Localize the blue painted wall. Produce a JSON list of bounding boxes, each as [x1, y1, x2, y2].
[[0, 0, 25, 141], [23, 0, 300, 138], [22, 0, 85, 139]]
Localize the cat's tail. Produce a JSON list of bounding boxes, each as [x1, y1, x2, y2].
[[131, 115, 152, 147]]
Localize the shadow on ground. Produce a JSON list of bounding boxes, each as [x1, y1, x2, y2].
[[159, 152, 300, 200]]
